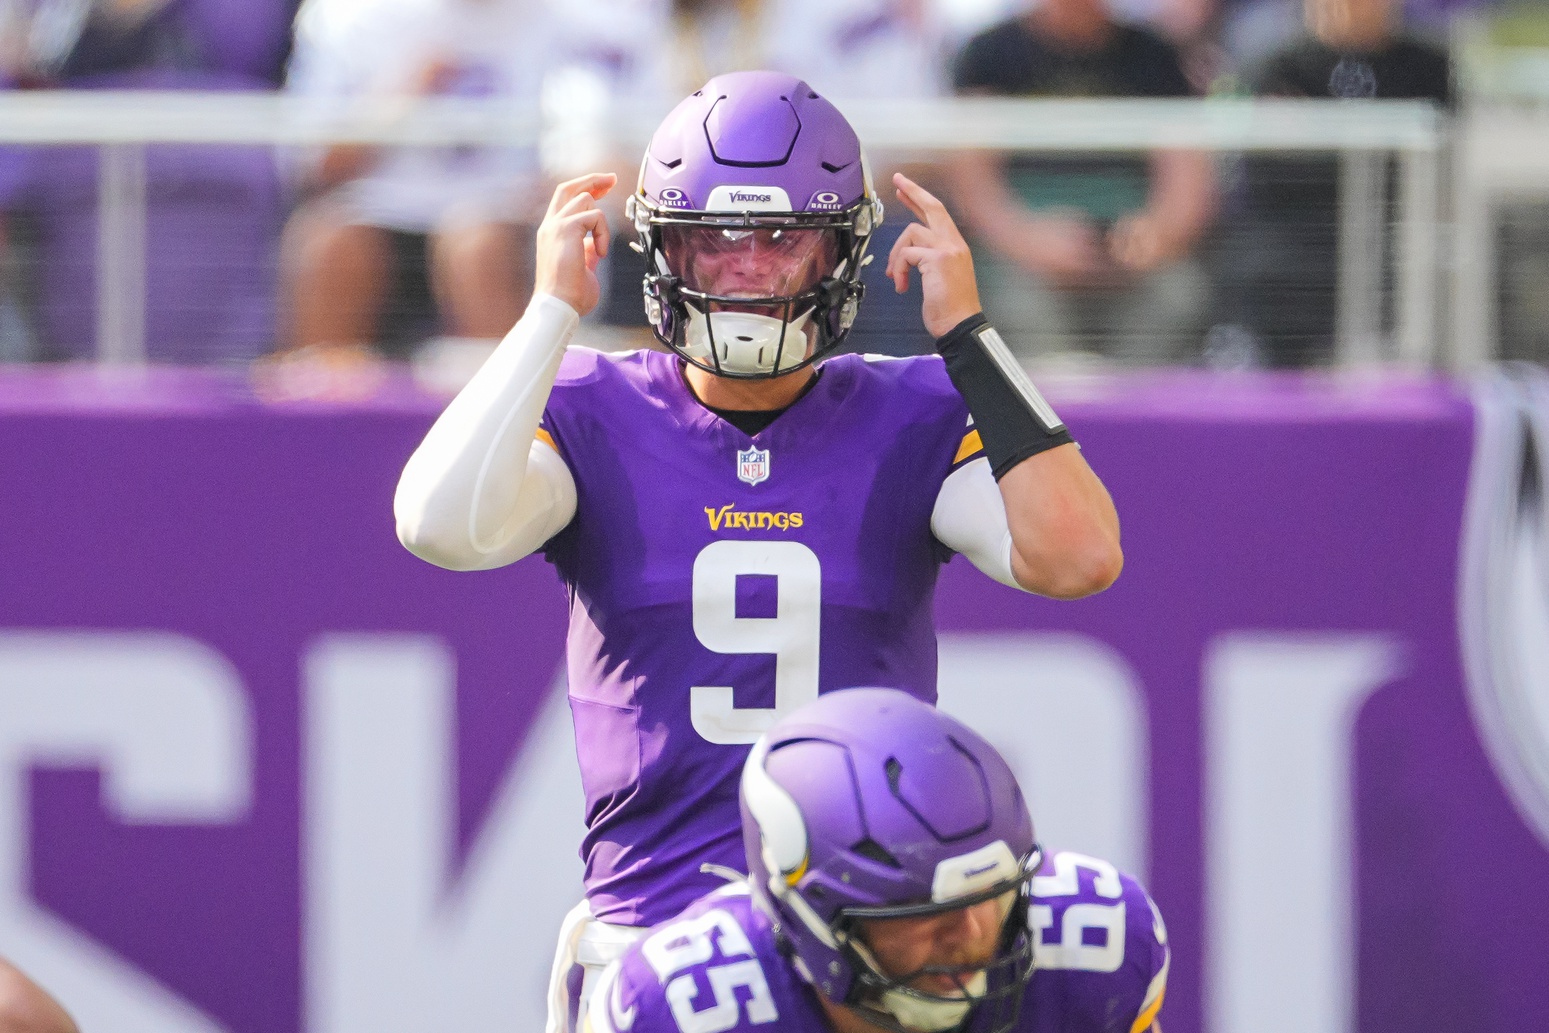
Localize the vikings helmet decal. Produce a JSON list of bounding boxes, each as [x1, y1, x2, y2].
[[628, 71, 883, 379]]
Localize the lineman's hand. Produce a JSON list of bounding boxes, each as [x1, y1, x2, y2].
[[885, 172, 984, 338], [534, 173, 615, 316]]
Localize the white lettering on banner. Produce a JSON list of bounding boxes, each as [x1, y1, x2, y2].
[[1204, 635, 1401, 1033], [1458, 376, 1549, 853], [936, 634, 1148, 877], [0, 628, 1412, 1033], [304, 636, 584, 1033], [0, 632, 251, 1033]]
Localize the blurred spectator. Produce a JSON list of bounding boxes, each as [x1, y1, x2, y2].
[[279, 0, 556, 366], [626, 0, 947, 101], [1227, 0, 1451, 366], [1222, 0, 1486, 82], [1106, 0, 1215, 50], [0, 0, 299, 364], [18, 0, 300, 86], [0, 138, 31, 362], [948, 0, 1217, 365]]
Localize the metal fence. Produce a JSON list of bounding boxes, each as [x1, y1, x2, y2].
[[0, 91, 1448, 368]]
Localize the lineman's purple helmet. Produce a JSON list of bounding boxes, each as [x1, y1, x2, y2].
[[740, 689, 1038, 1033], [626, 71, 883, 378]]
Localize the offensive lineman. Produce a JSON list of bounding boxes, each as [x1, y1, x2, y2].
[[587, 689, 1167, 1033], [394, 71, 1122, 1029]]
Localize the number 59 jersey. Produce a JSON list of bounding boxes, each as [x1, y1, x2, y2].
[[539, 348, 986, 927], [586, 853, 1169, 1033]]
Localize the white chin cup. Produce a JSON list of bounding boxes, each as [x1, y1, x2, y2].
[[876, 972, 986, 1032], [683, 307, 813, 376]]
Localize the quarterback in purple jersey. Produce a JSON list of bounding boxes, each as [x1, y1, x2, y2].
[[395, 71, 1122, 1031], [586, 690, 1167, 1033]]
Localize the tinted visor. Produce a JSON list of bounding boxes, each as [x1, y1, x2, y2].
[[662, 223, 840, 299]]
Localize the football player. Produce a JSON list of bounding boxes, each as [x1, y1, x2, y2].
[[0, 957, 77, 1033], [394, 71, 1123, 1031], [586, 688, 1168, 1033]]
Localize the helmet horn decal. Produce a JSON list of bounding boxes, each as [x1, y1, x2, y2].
[[742, 736, 810, 879]]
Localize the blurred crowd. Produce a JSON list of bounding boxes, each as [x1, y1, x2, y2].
[[0, 0, 1508, 378]]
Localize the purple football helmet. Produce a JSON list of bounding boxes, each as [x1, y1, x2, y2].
[[740, 689, 1039, 1033], [626, 71, 883, 379]]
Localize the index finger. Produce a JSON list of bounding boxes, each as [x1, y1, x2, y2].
[[892, 172, 953, 231], [547, 172, 618, 217]]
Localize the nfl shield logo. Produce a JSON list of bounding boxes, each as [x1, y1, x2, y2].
[[737, 447, 770, 486]]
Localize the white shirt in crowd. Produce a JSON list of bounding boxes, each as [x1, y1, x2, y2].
[[287, 0, 556, 232]]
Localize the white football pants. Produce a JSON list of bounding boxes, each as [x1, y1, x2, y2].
[[546, 898, 649, 1033]]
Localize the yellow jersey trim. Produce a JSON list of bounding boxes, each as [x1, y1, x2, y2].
[[535, 427, 557, 451], [1130, 986, 1165, 1033], [954, 429, 984, 465]]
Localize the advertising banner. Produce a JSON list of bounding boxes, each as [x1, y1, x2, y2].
[[0, 367, 1545, 1033]]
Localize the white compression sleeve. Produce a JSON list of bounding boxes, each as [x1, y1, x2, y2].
[[930, 457, 1026, 592], [394, 293, 581, 571]]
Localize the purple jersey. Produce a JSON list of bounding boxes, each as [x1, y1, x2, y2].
[[539, 349, 984, 925], [587, 851, 1168, 1033]]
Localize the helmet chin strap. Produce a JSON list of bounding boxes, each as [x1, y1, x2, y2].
[[849, 940, 987, 1033], [683, 307, 814, 377], [875, 973, 985, 1032]]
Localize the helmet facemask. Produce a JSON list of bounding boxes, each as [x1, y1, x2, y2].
[[631, 196, 879, 379], [835, 861, 1039, 1033]]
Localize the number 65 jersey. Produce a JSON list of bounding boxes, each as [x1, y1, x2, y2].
[[586, 852, 1169, 1033], [538, 348, 992, 927]]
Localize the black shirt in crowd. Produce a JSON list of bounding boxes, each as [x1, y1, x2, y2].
[[954, 17, 1193, 99], [1235, 33, 1452, 365], [953, 17, 1195, 228], [1254, 35, 1452, 106]]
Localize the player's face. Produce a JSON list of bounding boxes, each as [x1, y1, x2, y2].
[[853, 891, 1015, 999], [663, 225, 837, 305]]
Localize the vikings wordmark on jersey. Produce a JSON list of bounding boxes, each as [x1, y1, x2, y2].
[[587, 852, 1168, 1033], [537, 348, 985, 927]]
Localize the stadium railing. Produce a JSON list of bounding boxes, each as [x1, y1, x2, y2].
[[1452, 106, 1549, 368], [0, 92, 1445, 369]]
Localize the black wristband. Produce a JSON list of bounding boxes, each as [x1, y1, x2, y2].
[[935, 313, 1075, 480]]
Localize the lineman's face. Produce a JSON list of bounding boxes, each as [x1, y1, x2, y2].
[[664, 225, 837, 301], [854, 892, 1015, 998]]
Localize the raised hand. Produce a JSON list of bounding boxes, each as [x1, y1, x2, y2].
[[534, 172, 616, 316], [884, 172, 984, 338]]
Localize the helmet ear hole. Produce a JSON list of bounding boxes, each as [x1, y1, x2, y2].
[[852, 838, 901, 869]]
